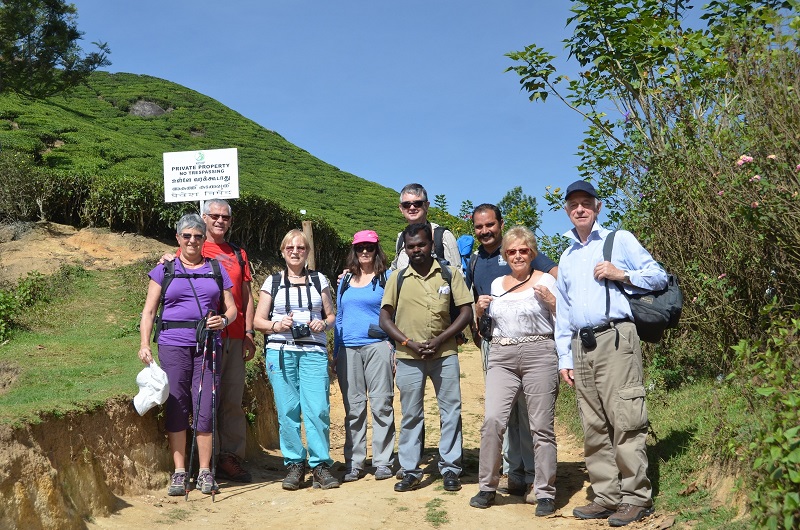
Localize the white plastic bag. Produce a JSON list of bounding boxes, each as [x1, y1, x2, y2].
[[133, 361, 170, 416]]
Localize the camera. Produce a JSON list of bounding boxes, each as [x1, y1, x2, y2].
[[478, 314, 493, 341], [579, 326, 597, 349], [291, 323, 311, 339]]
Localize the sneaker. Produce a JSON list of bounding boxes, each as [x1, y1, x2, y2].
[[469, 490, 496, 509], [535, 498, 556, 517], [312, 464, 340, 489], [573, 501, 615, 520], [374, 466, 394, 480], [608, 503, 654, 527], [342, 468, 362, 483], [197, 470, 219, 495], [216, 454, 252, 483], [282, 462, 306, 490], [442, 470, 461, 492], [167, 471, 186, 496]]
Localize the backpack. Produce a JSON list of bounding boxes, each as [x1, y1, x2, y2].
[[338, 270, 388, 299], [267, 269, 326, 320], [227, 241, 248, 279], [152, 258, 224, 342], [396, 259, 469, 344], [397, 225, 447, 262], [456, 234, 475, 276], [603, 231, 683, 343]]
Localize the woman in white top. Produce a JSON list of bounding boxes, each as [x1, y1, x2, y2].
[[469, 226, 559, 517], [253, 229, 338, 491]]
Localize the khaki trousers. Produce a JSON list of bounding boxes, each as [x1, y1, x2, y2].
[[573, 321, 652, 509], [218, 338, 247, 460]]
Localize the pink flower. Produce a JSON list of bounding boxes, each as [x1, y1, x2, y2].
[[749, 175, 761, 182], [796, 164, 800, 172], [751, 201, 759, 208], [717, 190, 724, 196], [767, 154, 776, 160], [736, 155, 754, 166], [718, 273, 727, 279]]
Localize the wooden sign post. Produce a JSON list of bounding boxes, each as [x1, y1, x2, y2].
[[302, 220, 315, 270]]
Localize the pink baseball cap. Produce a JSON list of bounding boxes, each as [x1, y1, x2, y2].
[[352, 230, 379, 245]]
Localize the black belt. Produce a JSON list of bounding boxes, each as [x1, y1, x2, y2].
[[160, 320, 201, 330], [574, 318, 630, 337], [266, 339, 328, 349]]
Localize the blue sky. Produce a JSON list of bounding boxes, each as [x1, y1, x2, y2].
[[69, 0, 592, 236]]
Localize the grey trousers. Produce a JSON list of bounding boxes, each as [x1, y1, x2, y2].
[[336, 341, 396, 470], [478, 340, 558, 500], [218, 338, 247, 460], [395, 355, 463, 478], [573, 321, 652, 509], [481, 338, 535, 484]]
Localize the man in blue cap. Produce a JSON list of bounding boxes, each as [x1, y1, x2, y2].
[[554, 180, 666, 527]]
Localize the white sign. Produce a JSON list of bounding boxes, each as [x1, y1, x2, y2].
[[162, 148, 239, 203]]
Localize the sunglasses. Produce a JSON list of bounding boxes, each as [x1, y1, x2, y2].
[[400, 200, 426, 210], [180, 233, 205, 241], [207, 213, 231, 221], [354, 244, 377, 253], [506, 247, 531, 256], [285, 245, 306, 253]]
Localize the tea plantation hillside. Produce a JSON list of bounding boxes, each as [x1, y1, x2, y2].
[[0, 71, 405, 245]]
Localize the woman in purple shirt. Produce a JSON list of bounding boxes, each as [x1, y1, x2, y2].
[[139, 214, 237, 497]]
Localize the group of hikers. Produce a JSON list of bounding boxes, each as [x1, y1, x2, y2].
[[137, 179, 668, 527]]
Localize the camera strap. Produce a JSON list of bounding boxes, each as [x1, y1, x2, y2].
[[282, 268, 314, 315], [495, 272, 532, 299]]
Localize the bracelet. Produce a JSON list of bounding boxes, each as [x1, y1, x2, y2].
[[400, 338, 410, 347], [245, 329, 255, 336], [270, 321, 276, 332]]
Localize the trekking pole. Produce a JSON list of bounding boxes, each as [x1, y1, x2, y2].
[[185, 325, 211, 501], [209, 328, 218, 503]]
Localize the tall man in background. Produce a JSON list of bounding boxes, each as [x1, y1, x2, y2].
[[555, 181, 665, 527], [466, 203, 557, 501], [391, 183, 461, 271]]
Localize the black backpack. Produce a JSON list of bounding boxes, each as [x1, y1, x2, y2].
[[603, 231, 683, 343], [396, 259, 469, 344], [267, 269, 326, 320], [227, 241, 248, 279], [338, 270, 388, 298], [152, 258, 224, 342], [396, 225, 447, 261]]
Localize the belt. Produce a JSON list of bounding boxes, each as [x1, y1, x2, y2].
[[160, 320, 201, 330], [574, 318, 630, 337], [266, 339, 328, 349], [490, 334, 553, 346]]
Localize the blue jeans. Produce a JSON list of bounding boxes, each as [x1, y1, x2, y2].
[[395, 355, 463, 478], [265, 347, 333, 468]]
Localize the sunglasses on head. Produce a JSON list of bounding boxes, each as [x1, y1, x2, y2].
[[400, 200, 426, 210], [354, 243, 377, 253], [207, 213, 231, 221], [506, 247, 531, 256], [180, 233, 205, 241], [285, 245, 306, 253]]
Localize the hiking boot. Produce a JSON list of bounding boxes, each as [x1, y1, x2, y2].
[[535, 498, 556, 517], [197, 470, 219, 495], [394, 473, 421, 492], [312, 464, 340, 489], [216, 454, 252, 483], [342, 468, 362, 483], [374, 466, 393, 480], [469, 490, 496, 509], [442, 470, 462, 491], [608, 503, 654, 527], [167, 471, 187, 496], [395, 467, 405, 479], [282, 462, 305, 490], [498, 475, 526, 496], [573, 501, 615, 520]]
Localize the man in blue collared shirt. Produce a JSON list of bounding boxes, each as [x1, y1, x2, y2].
[[554, 180, 666, 527]]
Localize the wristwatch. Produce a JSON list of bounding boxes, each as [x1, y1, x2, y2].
[[221, 316, 229, 328], [245, 329, 255, 336]]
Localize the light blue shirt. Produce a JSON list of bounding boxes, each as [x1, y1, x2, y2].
[[334, 270, 393, 350], [554, 222, 668, 370]]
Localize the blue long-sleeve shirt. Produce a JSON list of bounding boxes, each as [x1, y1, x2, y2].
[[554, 223, 668, 370], [334, 271, 393, 352]]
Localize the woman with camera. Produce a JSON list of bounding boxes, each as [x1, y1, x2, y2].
[[333, 230, 396, 482], [469, 226, 559, 517], [138, 213, 238, 497], [253, 229, 338, 490]]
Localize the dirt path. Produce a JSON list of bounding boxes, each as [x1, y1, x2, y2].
[[86, 342, 667, 530]]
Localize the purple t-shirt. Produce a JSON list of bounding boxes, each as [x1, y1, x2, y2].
[[149, 261, 233, 346]]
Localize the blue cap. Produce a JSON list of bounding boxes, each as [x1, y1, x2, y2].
[[565, 180, 598, 199]]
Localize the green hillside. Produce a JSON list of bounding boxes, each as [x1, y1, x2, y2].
[[0, 71, 405, 245]]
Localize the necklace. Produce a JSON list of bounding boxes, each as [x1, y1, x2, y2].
[[179, 256, 202, 268]]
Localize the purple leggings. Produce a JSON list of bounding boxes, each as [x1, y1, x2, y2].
[[158, 344, 221, 433]]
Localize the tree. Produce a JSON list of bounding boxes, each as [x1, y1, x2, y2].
[[0, 0, 110, 98], [497, 186, 541, 233]]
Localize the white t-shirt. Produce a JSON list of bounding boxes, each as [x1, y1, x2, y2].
[[487, 274, 556, 338]]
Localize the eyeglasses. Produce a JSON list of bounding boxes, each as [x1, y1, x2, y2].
[[354, 244, 377, 253], [285, 245, 307, 253], [207, 213, 231, 221], [400, 200, 426, 210], [505, 247, 531, 256], [180, 233, 205, 241]]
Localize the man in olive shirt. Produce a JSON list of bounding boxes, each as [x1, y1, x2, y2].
[[379, 223, 473, 493]]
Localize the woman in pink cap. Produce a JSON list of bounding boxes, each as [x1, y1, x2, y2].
[[334, 230, 397, 482]]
